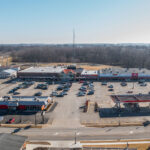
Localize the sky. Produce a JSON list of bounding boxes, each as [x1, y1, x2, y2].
[[0, 0, 150, 44]]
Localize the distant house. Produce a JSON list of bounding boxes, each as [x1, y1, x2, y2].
[[61, 69, 76, 81]]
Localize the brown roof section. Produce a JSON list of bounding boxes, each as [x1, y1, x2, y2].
[[63, 69, 75, 74]]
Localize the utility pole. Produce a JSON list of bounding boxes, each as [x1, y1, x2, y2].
[[126, 142, 129, 150], [73, 28, 76, 60], [73, 28, 75, 49], [132, 82, 134, 89]]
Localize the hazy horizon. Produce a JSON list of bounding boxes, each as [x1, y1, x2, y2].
[[1, 42, 150, 45]]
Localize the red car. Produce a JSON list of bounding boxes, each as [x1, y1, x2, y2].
[[8, 118, 15, 124], [79, 80, 84, 83]]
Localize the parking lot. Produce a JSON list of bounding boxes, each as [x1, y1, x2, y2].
[[0, 79, 150, 126]]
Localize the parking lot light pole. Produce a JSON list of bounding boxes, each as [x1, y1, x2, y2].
[[41, 111, 45, 124], [132, 82, 134, 89], [35, 113, 37, 125], [74, 131, 77, 144]]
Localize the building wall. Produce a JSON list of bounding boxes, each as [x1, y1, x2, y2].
[[17, 72, 61, 79], [60, 72, 75, 81], [17, 105, 42, 111], [0, 104, 43, 111]]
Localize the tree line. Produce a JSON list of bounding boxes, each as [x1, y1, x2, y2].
[[1, 44, 150, 69]]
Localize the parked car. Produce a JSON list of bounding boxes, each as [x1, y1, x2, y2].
[[79, 80, 84, 83], [88, 87, 94, 91], [34, 92, 42, 96], [61, 91, 67, 95], [82, 82, 88, 86], [138, 79, 145, 84], [50, 91, 58, 97], [64, 83, 72, 88], [42, 85, 48, 90], [101, 82, 107, 85], [87, 90, 94, 95], [11, 81, 16, 84], [56, 86, 64, 91], [77, 92, 85, 97], [15, 86, 20, 90], [108, 85, 113, 88], [8, 90, 14, 94], [8, 118, 15, 124], [36, 84, 48, 90], [88, 84, 94, 87], [79, 87, 87, 91], [61, 81, 67, 85], [56, 93, 64, 97], [80, 86, 86, 89], [140, 83, 147, 86], [63, 88, 70, 92], [121, 82, 127, 86], [47, 81, 52, 85], [13, 87, 19, 91], [80, 89, 87, 92], [108, 88, 114, 91], [13, 92, 20, 95]]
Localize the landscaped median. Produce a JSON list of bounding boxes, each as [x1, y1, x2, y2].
[[81, 121, 144, 128], [0, 123, 51, 128], [81, 139, 150, 150]]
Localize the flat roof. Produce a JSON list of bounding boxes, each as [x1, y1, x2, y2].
[[100, 68, 150, 75], [0, 96, 51, 106], [19, 66, 65, 73], [111, 94, 150, 103], [3, 69, 17, 74], [81, 70, 98, 75]]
